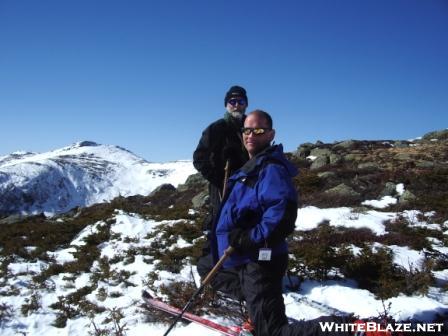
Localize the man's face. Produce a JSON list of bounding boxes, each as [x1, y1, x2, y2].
[[242, 113, 275, 157], [226, 96, 247, 114]]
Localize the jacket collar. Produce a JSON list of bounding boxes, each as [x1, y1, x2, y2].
[[235, 144, 298, 178], [240, 145, 276, 175]]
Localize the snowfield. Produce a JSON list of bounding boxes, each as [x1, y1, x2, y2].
[[1, 205, 447, 335], [0, 141, 196, 215], [1, 144, 447, 335]]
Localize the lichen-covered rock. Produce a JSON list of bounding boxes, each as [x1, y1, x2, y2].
[[177, 173, 207, 192], [422, 129, 448, 141], [325, 183, 360, 197], [399, 190, 417, 204], [310, 148, 333, 157], [333, 140, 357, 150], [358, 162, 380, 170], [380, 182, 397, 197], [192, 190, 209, 209], [329, 154, 343, 165], [149, 183, 176, 196], [310, 155, 329, 170]]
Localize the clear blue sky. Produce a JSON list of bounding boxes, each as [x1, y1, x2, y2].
[[1, 0, 447, 162]]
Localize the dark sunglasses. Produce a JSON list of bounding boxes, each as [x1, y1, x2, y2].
[[241, 127, 271, 135], [228, 98, 247, 106]]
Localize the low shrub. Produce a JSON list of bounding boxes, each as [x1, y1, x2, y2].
[[0, 302, 14, 324], [50, 286, 104, 328], [382, 215, 441, 250], [289, 223, 375, 280], [341, 245, 434, 299], [21, 291, 41, 316]]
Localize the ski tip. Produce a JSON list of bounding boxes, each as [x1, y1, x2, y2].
[[142, 290, 153, 299]]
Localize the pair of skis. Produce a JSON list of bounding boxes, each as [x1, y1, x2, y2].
[[142, 290, 348, 335], [142, 290, 253, 336], [141, 246, 345, 336]]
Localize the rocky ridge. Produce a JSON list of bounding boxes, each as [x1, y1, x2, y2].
[[283, 129, 448, 218]]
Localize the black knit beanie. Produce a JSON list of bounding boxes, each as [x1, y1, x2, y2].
[[224, 85, 248, 106]]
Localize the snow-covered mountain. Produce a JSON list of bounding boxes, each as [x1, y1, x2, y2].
[[0, 141, 196, 215]]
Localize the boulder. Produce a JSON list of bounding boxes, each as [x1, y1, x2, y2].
[[380, 182, 397, 197], [317, 171, 336, 180], [0, 214, 25, 225], [358, 162, 380, 170], [422, 129, 448, 141], [329, 154, 343, 165], [310, 155, 329, 170], [393, 141, 410, 148], [192, 191, 209, 209], [395, 153, 413, 161], [344, 154, 364, 162], [325, 183, 360, 197], [415, 161, 435, 168], [399, 190, 417, 204], [149, 183, 176, 196], [310, 148, 333, 157], [294, 143, 314, 158], [177, 173, 207, 192], [333, 140, 357, 151]]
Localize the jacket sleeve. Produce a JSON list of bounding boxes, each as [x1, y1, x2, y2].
[[193, 122, 224, 187], [250, 164, 298, 245]]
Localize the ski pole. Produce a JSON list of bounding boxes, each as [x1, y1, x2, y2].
[[162, 246, 235, 336], [221, 160, 230, 200]]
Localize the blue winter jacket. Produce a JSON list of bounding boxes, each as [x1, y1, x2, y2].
[[213, 144, 298, 268]]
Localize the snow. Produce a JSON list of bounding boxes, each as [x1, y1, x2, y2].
[[8, 260, 47, 275], [362, 196, 397, 209], [1, 144, 448, 335], [48, 247, 77, 264], [71, 221, 104, 246], [400, 210, 442, 231], [287, 279, 448, 322], [396, 183, 405, 195], [0, 142, 196, 215], [388, 245, 426, 271], [1, 205, 447, 336], [111, 210, 160, 237], [296, 206, 396, 235]]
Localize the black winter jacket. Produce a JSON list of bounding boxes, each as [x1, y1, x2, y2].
[[193, 115, 248, 192]]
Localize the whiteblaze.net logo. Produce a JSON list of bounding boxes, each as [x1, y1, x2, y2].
[[319, 321, 445, 334]]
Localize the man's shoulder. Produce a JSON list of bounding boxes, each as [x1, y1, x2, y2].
[[260, 156, 298, 181], [207, 118, 228, 128], [202, 118, 231, 133]]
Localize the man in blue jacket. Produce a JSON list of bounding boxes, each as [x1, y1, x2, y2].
[[207, 110, 353, 336]]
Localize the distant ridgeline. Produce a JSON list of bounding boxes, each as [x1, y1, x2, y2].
[[0, 141, 195, 220]]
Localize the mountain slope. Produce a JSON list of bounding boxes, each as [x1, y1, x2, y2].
[[0, 141, 195, 215], [0, 132, 448, 335]]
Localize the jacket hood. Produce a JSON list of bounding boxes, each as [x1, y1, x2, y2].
[[240, 144, 298, 178]]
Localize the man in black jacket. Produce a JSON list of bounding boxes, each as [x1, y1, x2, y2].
[[193, 85, 250, 253], [194, 86, 250, 296]]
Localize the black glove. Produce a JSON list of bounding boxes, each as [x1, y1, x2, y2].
[[228, 228, 257, 253]]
